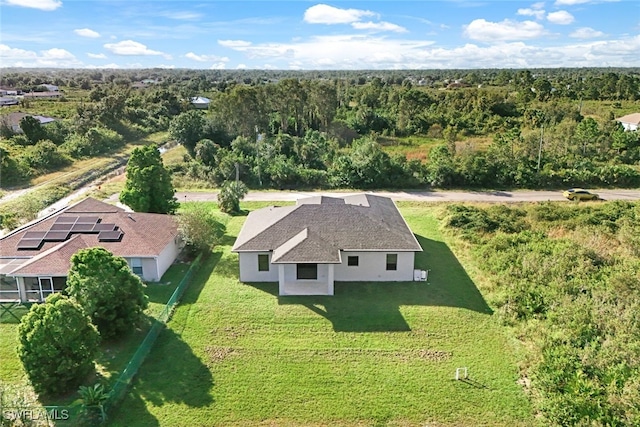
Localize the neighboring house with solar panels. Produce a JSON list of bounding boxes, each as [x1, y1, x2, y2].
[[0, 198, 181, 303], [232, 194, 423, 296]]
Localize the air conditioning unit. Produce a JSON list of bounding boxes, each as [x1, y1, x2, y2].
[[414, 269, 429, 282]]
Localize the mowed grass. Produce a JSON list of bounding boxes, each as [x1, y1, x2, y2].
[[108, 202, 533, 426], [0, 263, 190, 406]]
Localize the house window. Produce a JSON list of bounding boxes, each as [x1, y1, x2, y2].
[[258, 254, 270, 272], [39, 277, 54, 300], [130, 258, 143, 276], [297, 263, 318, 280], [0, 275, 19, 300], [347, 256, 359, 266], [386, 254, 398, 271]]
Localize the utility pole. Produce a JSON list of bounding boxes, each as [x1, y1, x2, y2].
[[537, 124, 544, 173], [255, 125, 262, 187], [234, 161, 239, 184]]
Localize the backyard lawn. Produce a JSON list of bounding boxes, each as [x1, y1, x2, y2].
[[0, 262, 191, 409], [108, 202, 533, 426]]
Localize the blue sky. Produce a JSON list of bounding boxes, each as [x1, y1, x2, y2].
[[1, 0, 638, 69]]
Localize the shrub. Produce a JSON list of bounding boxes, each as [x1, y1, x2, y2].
[[66, 247, 148, 339], [17, 294, 99, 395], [178, 204, 227, 254], [217, 180, 248, 214]]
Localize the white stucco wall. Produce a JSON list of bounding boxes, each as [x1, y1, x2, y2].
[[334, 251, 415, 282], [238, 250, 416, 283], [238, 252, 279, 282], [155, 238, 181, 281]]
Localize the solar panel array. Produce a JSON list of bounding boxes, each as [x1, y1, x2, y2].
[[16, 215, 123, 250]]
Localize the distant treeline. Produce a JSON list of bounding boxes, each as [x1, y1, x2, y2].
[[2, 68, 639, 190]]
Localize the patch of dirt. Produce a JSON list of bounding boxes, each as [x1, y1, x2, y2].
[[205, 346, 240, 364], [393, 349, 452, 362]]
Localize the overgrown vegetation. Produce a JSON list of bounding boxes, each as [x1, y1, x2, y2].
[[3, 68, 639, 194], [442, 200, 640, 425]]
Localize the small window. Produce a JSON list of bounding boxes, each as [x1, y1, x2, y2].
[[297, 263, 318, 280], [347, 256, 359, 266], [386, 254, 397, 271], [130, 258, 143, 275], [258, 254, 269, 272]]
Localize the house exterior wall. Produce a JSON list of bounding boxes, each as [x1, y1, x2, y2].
[[238, 252, 279, 282], [123, 239, 179, 282], [334, 251, 415, 282], [238, 251, 416, 284], [155, 238, 181, 281]]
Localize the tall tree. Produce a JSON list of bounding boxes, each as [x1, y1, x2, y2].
[[18, 294, 100, 395], [169, 110, 205, 156], [120, 144, 178, 214], [19, 116, 47, 144], [66, 247, 148, 339]]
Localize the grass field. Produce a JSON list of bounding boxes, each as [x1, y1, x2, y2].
[[107, 202, 533, 426]]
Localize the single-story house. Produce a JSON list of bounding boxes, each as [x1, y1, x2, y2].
[[232, 194, 423, 296], [40, 84, 59, 92], [0, 198, 181, 303], [616, 113, 640, 131], [190, 96, 210, 109], [23, 91, 62, 99], [0, 112, 56, 133], [0, 97, 19, 107]]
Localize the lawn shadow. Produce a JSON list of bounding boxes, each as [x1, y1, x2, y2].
[[130, 327, 214, 408], [180, 251, 221, 305], [413, 235, 492, 315], [107, 327, 214, 427], [263, 234, 492, 332]]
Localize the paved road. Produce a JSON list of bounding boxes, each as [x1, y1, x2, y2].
[[176, 189, 640, 203]]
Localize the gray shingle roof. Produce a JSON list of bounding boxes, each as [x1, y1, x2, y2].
[[232, 194, 421, 263]]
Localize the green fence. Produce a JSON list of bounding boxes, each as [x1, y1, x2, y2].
[[102, 253, 203, 417]]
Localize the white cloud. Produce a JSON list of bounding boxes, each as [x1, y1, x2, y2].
[[303, 4, 375, 24], [4, 0, 61, 11], [0, 44, 38, 59], [464, 19, 547, 42], [185, 52, 229, 62], [41, 48, 74, 59], [351, 21, 407, 33], [547, 10, 574, 24], [162, 11, 202, 21], [0, 44, 82, 67], [87, 52, 107, 59], [103, 40, 170, 59], [236, 63, 247, 69], [554, 0, 592, 4], [517, 8, 546, 19], [219, 34, 436, 69], [218, 40, 253, 48], [74, 28, 101, 38], [86, 63, 120, 69], [210, 62, 227, 69], [570, 27, 605, 38]]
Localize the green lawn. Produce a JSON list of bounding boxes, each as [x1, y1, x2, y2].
[[108, 203, 533, 426], [0, 262, 190, 407]]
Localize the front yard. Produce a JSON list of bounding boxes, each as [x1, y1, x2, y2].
[[108, 203, 533, 426]]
